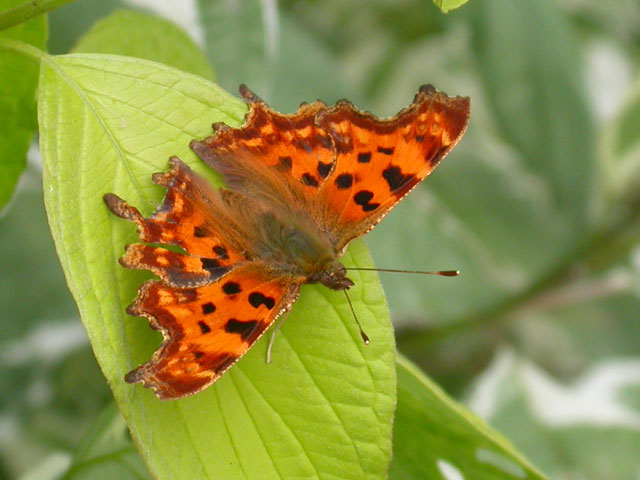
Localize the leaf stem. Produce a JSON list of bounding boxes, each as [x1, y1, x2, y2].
[[0, 0, 76, 31]]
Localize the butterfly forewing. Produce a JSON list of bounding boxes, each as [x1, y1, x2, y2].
[[315, 86, 470, 250], [191, 86, 336, 197]]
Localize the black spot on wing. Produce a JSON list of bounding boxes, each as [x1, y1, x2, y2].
[[200, 258, 230, 279], [377, 146, 394, 155], [248, 292, 275, 310], [222, 281, 241, 295], [202, 302, 216, 315], [353, 190, 380, 212], [277, 156, 292, 171], [357, 152, 371, 163], [382, 166, 416, 192], [198, 321, 211, 334], [201, 257, 221, 270], [224, 319, 260, 341], [301, 173, 319, 187], [335, 173, 353, 190], [317, 161, 332, 178], [193, 225, 207, 238]]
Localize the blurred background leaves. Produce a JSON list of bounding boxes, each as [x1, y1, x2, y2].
[[1, 0, 639, 478], [0, 0, 46, 210]]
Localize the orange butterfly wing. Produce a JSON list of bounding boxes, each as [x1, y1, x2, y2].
[[106, 158, 302, 399], [191, 85, 336, 196], [315, 85, 470, 250], [190, 85, 469, 254], [125, 264, 299, 399], [105, 157, 244, 271]]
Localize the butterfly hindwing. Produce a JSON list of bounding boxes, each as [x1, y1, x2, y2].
[[106, 158, 306, 398], [124, 263, 301, 399], [119, 244, 230, 287]]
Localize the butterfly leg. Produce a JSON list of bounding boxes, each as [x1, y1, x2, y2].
[[266, 311, 291, 364]]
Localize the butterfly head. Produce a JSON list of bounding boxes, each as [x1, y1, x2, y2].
[[309, 261, 354, 291]]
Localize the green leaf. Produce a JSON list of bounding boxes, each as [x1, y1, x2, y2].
[[471, 351, 640, 479], [365, 0, 598, 321], [38, 54, 395, 479], [511, 290, 640, 375], [63, 404, 151, 480], [0, 0, 73, 31], [432, 0, 470, 14], [63, 359, 552, 480], [601, 75, 640, 206], [468, 0, 595, 232], [198, 1, 357, 111], [61, 357, 554, 480], [197, 0, 274, 96], [268, 15, 359, 110], [48, 0, 123, 54], [0, 166, 77, 342], [72, 9, 215, 80], [391, 356, 548, 480], [0, 0, 46, 211]]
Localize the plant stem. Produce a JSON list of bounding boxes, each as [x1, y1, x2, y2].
[[0, 0, 76, 31], [0, 37, 48, 61]]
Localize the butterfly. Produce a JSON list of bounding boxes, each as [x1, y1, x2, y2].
[[104, 84, 470, 399]]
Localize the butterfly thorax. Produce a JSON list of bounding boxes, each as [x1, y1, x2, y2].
[[254, 211, 354, 290]]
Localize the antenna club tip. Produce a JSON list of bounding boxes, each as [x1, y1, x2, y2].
[[441, 270, 460, 277]]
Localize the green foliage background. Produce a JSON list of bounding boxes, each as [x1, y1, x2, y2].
[[1, 0, 639, 479]]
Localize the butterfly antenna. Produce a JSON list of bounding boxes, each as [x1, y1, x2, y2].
[[345, 267, 460, 277], [343, 290, 370, 345]]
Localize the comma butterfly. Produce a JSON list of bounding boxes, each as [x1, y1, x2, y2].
[[104, 85, 470, 399]]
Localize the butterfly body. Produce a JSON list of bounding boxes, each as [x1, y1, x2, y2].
[[252, 210, 340, 278], [105, 84, 470, 399]]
